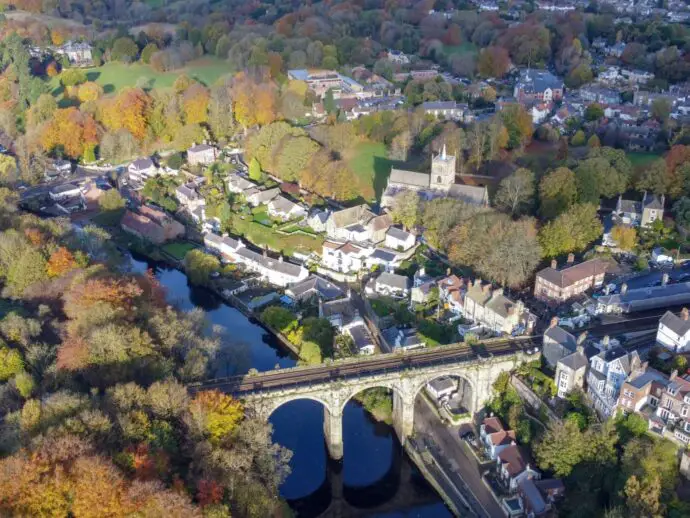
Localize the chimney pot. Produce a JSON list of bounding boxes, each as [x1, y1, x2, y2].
[[550, 316, 559, 328], [483, 283, 491, 293], [682, 308, 689, 321], [671, 369, 678, 380], [621, 283, 628, 295], [447, 267, 451, 276], [662, 273, 669, 286], [576, 344, 584, 354], [567, 253, 575, 264], [602, 335, 610, 348], [551, 259, 557, 269], [577, 331, 587, 344]]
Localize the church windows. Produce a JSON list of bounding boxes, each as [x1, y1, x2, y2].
[[437, 176, 442, 183]]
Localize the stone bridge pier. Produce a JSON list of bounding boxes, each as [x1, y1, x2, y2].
[[242, 355, 522, 460]]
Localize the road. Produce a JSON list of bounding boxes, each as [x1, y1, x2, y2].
[[415, 398, 504, 518]]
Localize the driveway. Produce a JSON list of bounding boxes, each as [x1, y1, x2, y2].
[[414, 398, 505, 518]]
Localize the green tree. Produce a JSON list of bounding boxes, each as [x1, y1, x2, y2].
[[651, 98, 672, 123], [299, 340, 322, 365], [587, 134, 601, 148], [261, 306, 297, 333], [0, 154, 17, 185], [494, 168, 535, 216], [535, 419, 587, 477], [248, 157, 262, 182], [99, 189, 126, 212], [13, 370, 34, 398], [0, 345, 23, 381], [539, 203, 603, 257], [539, 167, 578, 219], [585, 103, 604, 121], [636, 159, 669, 195], [625, 475, 664, 518], [59, 68, 87, 87], [611, 225, 637, 250], [575, 150, 630, 202], [111, 37, 139, 63], [184, 249, 219, 286], [570, 130, 586, 146], [140, 43, 158, 64], [390, 190, 420, 230]]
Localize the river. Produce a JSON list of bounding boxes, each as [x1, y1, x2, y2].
[[129, 253, 452, 517]]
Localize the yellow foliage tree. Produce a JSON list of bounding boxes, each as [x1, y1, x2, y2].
[[46, 247, 78, 278], [191, 390, 244, 445], [611, 225, 637, 251]]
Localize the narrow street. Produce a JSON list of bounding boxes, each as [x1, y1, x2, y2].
[[414, 397, 505, 518]]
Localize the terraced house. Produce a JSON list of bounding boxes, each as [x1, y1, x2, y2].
[[534, 255, 607, 304]]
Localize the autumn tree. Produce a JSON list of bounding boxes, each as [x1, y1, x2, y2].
[[99, 88, 150, 141], [539, 167, 577, 219], [635, 159, 668, 195], [183, 83, 210, 125], [477, 46, 510, 78], [390, 191, 420, 230], [501, 104, 533, 149], [46, 246, 78, 278], [0, 154, 17, 185], [99, 189, 126, 212], [539, 203, 603, 257], [494, 168, 535, 216], [190, 390, 244, 445], [41, 107, 99, 159], [77, 81, 104, 103], [184, 250, 219, 286], [611, 225, 637, 251]]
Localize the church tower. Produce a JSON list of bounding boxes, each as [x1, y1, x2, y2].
[[430, 145, 456, 191]]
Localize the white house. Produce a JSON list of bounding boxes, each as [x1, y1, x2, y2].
[[226, 174, 257, 194], [421, 101, 466, 121], [175, 183, 206, 212], [365, 272, 410, 298], [49, 183, 82, 201], [587, 344, 641, 418], [657, 309, 690, 353], [307, 209, 330, 232], [245, 187, 280, 207], [463, 281, 532, 336], [321, 241, 370, 273], [426, 376, 457, 400], [128, 158, 157, 183], [385, 227, 416, 251], [203, 233, 308, 287], [187, 143, 218, 166], [267, 195, 307, 221], [438, 274, 465, 314], [55, 41, 93, 66]]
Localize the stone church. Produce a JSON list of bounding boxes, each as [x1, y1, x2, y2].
[[381, 146, 489, 208]]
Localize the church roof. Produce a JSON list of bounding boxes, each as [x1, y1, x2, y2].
[[448, 184, 488, 205], [388, 169, 429, 188]]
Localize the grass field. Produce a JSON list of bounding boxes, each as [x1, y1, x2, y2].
[[345, 141, 392, 202], [161, 241, 197, 260], [231, 215, 323, 256], [626, 152, 661, 167], [50, 57, 232, 96], [443, 42, 478, 56]]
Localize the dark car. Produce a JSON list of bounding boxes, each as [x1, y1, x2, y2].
[[460, 430, 476, 443]]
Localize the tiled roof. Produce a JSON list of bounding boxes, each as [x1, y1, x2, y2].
[[331, 204, 375, 229], [388, 168, 430, 188], [537, 259, 607, 288], [482, 416, 504, 435], [376, 272, 410, 291]]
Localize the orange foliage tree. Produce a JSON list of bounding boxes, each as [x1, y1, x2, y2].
[[41, 107, 99, 159], [196, 479, 224, 507], [182, 84, 210, 125], [191, 390, 244, 445], [64, 276, 144, 320], [46, 246, 78, 278], [99, 88, 150, 141]]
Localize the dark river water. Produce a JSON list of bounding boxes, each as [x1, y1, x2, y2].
[[129, 253, 452, 517]]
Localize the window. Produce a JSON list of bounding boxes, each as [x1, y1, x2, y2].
[[664, 398, 673, 409], [660, 408, 670, 420], [624, 389, 634, 398], [650, 396, 659, 407], [682, 406, 689, 418], [437, 176, 442, 183]]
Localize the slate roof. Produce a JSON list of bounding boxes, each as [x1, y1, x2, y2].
[[51, 183, 80, 195], [519, 478, 547, 515], [659, 310, 690, 336], [558, 350, 588, 371], [544, 326, 577, 349], [287, 275, 343, 301], [644, 194, 664, 210], [176, 183, 200, 200], [331, 204, 376, 229], [388, 168, 430, 188], [235, 248, 303, 277], [386, 227, 413, 241], [248, 187, 280, 204], [537, 259, 608, 288], [376, 272, 410, 291], [627, 368, 670, 390], [619, 199, 642, 214], [188, 143, 214, 153], [448, 184, 488, 205], [422, 101, 461, 110], [348, 324, 375, 351], [369, 249, 396, 262], [598, 282, 690, 312], [227, 174, 256, 191], [130, 158, 154, 171], [269, 195, 300, 214], [518, 69, 564, 94], [485, 293, 517, 318]]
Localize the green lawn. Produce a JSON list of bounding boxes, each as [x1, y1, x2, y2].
[[443, 42, 478, 56], [161, 241, 198, 260], [231, 215, 323, 256], [251, 206, 273, 226], [626, 152, 661, 167], [345, 141, 393, 202], [50, 57, 232, 96]]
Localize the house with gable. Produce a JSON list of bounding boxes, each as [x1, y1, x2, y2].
[[267, 195, 307, 221], [617, 364, 669, 420], [534, 255, 607, 304], [555, 343, 593, 398], [657, 308, 690, 353], [542, 318, 579, 368], [615, 192, 665, 228], [438, 274, 465, 315], [587, 343, 641, 418], [655, 371, 690, 445], [325, 205, 392, 244], [463, 281, 533, 335], [514, 69, 564, 103], [187, 143, 218, 166]]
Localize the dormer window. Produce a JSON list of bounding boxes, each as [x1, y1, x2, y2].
[[669, 386, 679, 396], [685, 394, 690, 405]]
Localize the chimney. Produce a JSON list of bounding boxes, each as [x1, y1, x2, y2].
[[279, 255, 283, 263], [601, 335, 610, 349], [621, 283, 628, 295], [662, 273, 669, 286], [576, 344, 584, 354], [551, 259, 557, 269], [419, 267, 426, 278], [550, 316, 559, 328], [577, 331, 587, 344], [483, 283, 491, 294], [682, 308, 690, 321], [467, 279, 473, 289], [671, 369, 678, 381], [661, 194, 665, 208], [493, 287, 504, 297], [318, 297, 324, 317], [263, 250, 268, 258], [642, 361, 649, 371], [447, 267, 451, 276], [567, 253, 575, 264]]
